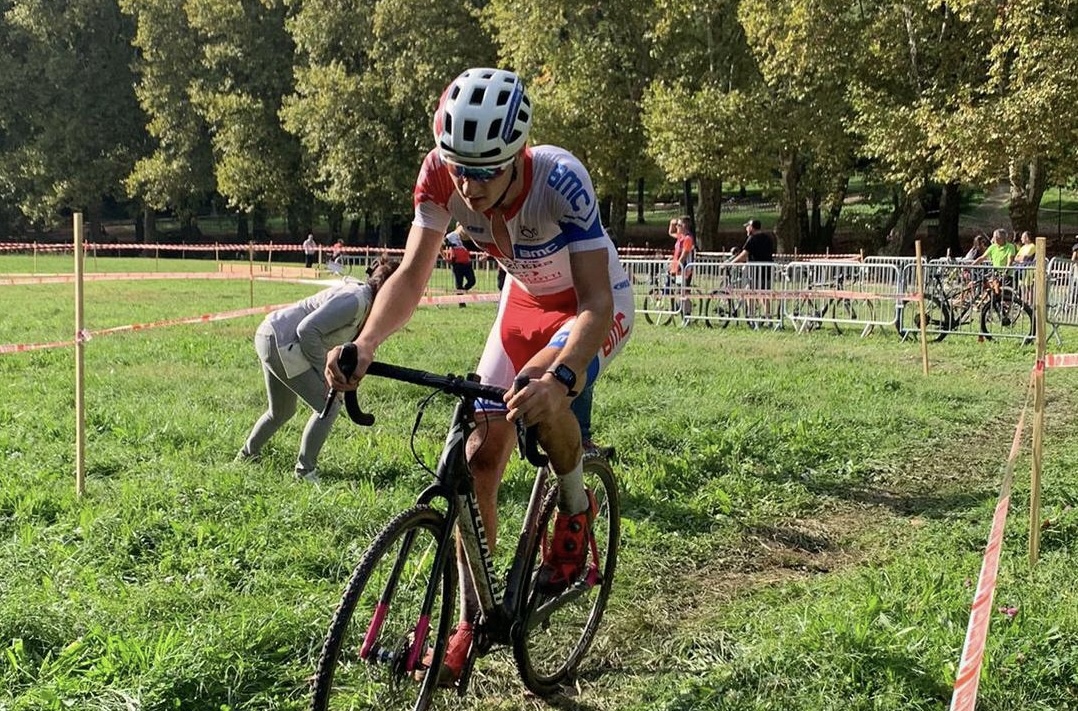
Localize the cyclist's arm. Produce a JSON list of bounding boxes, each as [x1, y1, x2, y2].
[[512, 248, 613, 421], [729, 248, 749, 264], [325, 224, 442, 391]]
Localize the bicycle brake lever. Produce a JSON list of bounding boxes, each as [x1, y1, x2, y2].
[[512, 376, 549, 468], [320, 342, 375, 426]]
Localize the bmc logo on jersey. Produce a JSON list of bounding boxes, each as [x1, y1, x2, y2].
[[601, 311, 630, 357], [547, 163, 591, 212], [516, 241, 560, 259]]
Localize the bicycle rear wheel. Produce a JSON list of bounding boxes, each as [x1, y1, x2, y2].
[[311, 505, 457, 711], [513, 455, 620, 696], [980, 293, 1034, 344]]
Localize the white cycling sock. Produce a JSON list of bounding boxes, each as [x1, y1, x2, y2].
[[557, 459, 588, 513]]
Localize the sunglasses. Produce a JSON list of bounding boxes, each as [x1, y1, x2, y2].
[[447, 159, 513, 182]]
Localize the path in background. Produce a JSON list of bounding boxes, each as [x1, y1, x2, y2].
[[963, 182, 1078, 240], [962, 182, 1011, 233]]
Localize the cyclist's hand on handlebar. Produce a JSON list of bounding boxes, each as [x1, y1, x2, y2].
[[324, 342, 372, 392], [504, 374, 568, 426]]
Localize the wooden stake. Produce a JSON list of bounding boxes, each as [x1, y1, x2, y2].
[[914, 241, 929, 375], [74, 213, 86, 497], [1030, 237, 1048, 565]]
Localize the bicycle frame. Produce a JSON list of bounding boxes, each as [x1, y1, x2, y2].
[[343, 361, 552, 661]]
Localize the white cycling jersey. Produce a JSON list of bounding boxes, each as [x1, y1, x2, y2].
[[413, 145, 631, 300]]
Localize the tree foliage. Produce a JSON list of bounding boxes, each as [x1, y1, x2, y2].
[[0, 0, 144, 233]]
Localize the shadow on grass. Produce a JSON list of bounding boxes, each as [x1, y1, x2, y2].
[[761, 466, 996, 521]]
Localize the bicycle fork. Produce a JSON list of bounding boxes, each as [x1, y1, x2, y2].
[[358, 517, 456, 674]]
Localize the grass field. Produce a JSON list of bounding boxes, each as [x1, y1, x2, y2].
[[2, 261, 1078, 710]]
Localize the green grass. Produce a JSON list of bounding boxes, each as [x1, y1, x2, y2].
[[3, 263, 1078, 709]]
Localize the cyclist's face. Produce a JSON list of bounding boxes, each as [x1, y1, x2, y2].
[[447, 159, 515, 212]]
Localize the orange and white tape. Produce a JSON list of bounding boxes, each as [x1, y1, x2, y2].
[[0, 303, 290, 355], [0, 290, 501, 355], [1044, 353, 1078, 369], [949, 369, 1035, 711]]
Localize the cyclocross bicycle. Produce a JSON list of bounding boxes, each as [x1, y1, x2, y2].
[[310, 344, 620, 710]]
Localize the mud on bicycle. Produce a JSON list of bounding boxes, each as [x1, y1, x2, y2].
[[310, 345, 620, 711]]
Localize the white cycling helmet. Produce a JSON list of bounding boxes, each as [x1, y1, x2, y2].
[[433, 68, 532, 168]]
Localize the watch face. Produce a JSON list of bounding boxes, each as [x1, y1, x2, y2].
[[553, 364, 576, 389]]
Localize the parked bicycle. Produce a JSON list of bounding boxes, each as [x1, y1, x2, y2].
[[703, 267, 766, 330], [785, 267, 875, 335], [310, 345, 620, 710], [900, 264, 1033, 343], [641, 271, 707, 326]]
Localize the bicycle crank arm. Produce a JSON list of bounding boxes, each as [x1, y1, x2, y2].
[[525, 572, 603, 630]]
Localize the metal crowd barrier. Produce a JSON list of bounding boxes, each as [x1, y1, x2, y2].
[[779, 260, 902, 335], [898, 261, 1036, 342], [1046, 257, 1078, 344]]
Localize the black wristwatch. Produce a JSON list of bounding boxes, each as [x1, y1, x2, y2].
[[547, 363, 578, 396]]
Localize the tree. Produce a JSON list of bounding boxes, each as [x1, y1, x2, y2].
[[642, 0, 762, 250], [120, 0, 216, 241], [283, 0, 496, 245], [938, 0, 1078, 237], [485, 0, 654, 242], [0, 0, 145, 238], [737, 0, 863, 253]]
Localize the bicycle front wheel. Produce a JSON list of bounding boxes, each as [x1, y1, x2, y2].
[[642, 288, 676, 326], [311, 505, 457, 711], [513, 455, 620, 696], [704, 289, 734, 329]]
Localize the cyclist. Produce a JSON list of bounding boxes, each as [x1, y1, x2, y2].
[[324, 67, 634, 684]]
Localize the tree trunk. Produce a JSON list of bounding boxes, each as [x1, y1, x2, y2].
[[378, 210, 395, 247], [636, 178, 645, 224], [236, 212, 249, 243], [607, 185, 628, 245], [891, 186, 927, 256], [1008, 156, 1046, 236], [327, 206, 343, 240], [139, 206, 155, 244], [938, 181, 962, 258], [776, 151, 801, 253], [681, 179, 695, 226], [697, 177, 722, 252]]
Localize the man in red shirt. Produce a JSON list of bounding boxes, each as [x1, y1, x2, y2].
[[442, 226, 476, 306]]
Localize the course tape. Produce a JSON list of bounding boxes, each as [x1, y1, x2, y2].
[[1044, 353, 1078, 369], [0, 304, 291, 354], [0, 291, 500, 355], [949, 369, 1035, 711]]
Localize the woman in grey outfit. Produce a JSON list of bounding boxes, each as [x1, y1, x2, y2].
[[238, 261, 398, 480]]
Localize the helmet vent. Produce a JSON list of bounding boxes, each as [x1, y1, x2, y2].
[[469, 87, 486, 105], [488, 119, 503, 140], [497, 89, 511, 106], [463, 119, 477, 142]]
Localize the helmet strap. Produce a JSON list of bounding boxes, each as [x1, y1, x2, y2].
[[490, 160, 519, 211]]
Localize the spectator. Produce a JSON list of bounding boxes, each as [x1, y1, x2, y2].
[[962, 233, 989, 262], [443, 226, 477, 307], [730, 219, 776, 320], [1014, 231, 1036, 265], [236, 261, 399, 482], [303, 232, 318, 268], [668, 216, 696, 287], [972, 229, 1016, 268], [328, 239, 345, 275]]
